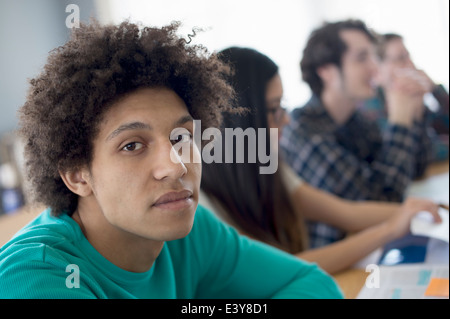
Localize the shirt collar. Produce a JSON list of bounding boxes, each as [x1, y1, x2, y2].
[[304, 95, 361, 133]]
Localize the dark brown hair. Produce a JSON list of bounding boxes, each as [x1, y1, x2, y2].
[[301, 19, 377, 96], [18, 20, 235, 216], [375, 33, 403, 60]]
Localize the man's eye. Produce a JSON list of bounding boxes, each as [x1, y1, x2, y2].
[[357, 55, 367, 63], [122, 142, 144, 152], [172, 133, 192, 144]]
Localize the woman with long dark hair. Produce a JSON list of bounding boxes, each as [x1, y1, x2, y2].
[[200, 47, 441, 274]]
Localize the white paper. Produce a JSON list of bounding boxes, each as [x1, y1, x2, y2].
[[410, 209, 449, 243], [406, 173, 449, 203], [357, 264, 449, 299], [426, 238, 450, 264], [356, 172, 450, 299]]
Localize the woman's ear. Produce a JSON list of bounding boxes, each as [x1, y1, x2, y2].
[[59, 168, 93, 197]]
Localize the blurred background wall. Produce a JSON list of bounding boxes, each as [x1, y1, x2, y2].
[[1, 0, 448, 134], [0, 0, 97, 135], [96, 0, 449, 111]]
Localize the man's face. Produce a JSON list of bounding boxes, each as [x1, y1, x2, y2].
[[82, 87, 201, 242], [377, 38, 415, 88], [337, 29, 379, 101]]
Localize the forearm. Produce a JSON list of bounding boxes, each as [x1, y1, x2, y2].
[[297, 221, 395, 275], [295, 183, 399, 232], [302, 197, 444, 274], [348, 201, 400, 231]]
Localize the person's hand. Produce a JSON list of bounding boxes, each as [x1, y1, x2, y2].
[[414, 69, 435, 94], [385, 69, 428, 126], [393, 69, 429, 96], [411, 69, 438, 121], [385, 197, 442, 241]]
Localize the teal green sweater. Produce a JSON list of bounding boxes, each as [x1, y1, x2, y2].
[[0, 205, 342, 299]]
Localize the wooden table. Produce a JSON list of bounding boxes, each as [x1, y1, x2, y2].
[[333, 268, 368, 299], [332, 160, 449, 299]]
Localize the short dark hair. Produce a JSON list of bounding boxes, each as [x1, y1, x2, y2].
[[376, 33, 403, 60], [18, 20, 235, 216], [300, 19, 377, 96]]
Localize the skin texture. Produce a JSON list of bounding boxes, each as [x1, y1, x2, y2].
[[319, 29, 378, 125], [377, 38, 433, 122], [61, 87, 201, 272]]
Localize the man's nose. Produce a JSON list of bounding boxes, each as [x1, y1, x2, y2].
[[152, 140, 188, 181], [369, 55, 379, 74]]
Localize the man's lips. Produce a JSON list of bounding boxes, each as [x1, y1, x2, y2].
[[153, 190, 193, 207]]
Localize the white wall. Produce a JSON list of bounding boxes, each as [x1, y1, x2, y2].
[[309, 0, 449, 95], [1, 0, 447, 136], [95, 0, 449, 111], [0, 0, 64, 135]]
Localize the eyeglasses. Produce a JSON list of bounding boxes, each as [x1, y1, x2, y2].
[[267, 107, 287, 125]]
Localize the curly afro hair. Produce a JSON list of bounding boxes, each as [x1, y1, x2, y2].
[[18, 20, 235, 216]]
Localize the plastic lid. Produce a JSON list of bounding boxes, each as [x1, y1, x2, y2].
[[0, 163, 19, 189]]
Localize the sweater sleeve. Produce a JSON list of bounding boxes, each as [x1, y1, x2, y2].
[[0, 243, 98, 299], [186, 205, 343, 299]]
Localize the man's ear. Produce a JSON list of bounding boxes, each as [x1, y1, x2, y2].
[[59, 168, 93, 197], [316, 64, 338, 83]]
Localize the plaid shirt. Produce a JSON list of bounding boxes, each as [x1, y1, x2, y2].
[[360, 85, 449, 162], [280, 95, 432, 248]]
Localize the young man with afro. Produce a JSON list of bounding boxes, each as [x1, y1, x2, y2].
[[0, 21, 342, 299]]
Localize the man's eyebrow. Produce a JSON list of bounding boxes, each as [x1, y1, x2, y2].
[[106, 121, 152, 141], [267, 97, 282, 104], [175, 115, 194, 126], [106, 115, 194, 141]]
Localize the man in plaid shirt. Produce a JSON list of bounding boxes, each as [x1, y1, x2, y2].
[[280, 20, 432, 248]]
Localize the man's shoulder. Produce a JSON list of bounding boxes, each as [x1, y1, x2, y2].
[[287, 97, 335, 136], [0, 210, 98, 299], [290, 98, 321, 120], [0, 209, 79, 266], [4, 209, 75, 240]]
